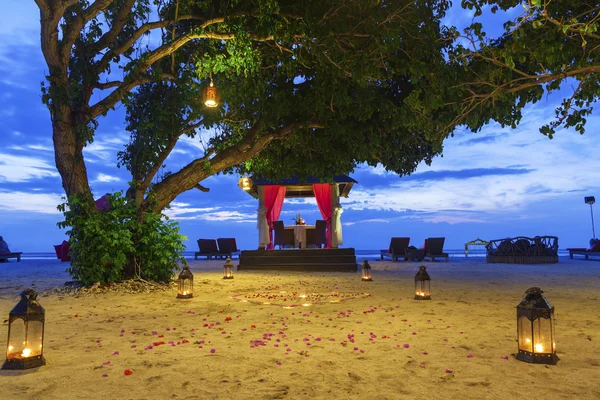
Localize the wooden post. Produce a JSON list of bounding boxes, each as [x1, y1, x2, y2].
[[330, 183, 342, 248]]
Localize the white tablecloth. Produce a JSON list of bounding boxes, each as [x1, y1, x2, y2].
[[285, 225, 315, 248]]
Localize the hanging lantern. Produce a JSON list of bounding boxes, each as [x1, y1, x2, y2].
[[414, 266, 431, 300], [238, 177, 253, 191], [177, 266, 193, 299], [361, 260, 372, 281], [223, 257, 234, 279], [203, 76, 219, 108], [2, 289, 46, 370], [516, 287, 558, 364]]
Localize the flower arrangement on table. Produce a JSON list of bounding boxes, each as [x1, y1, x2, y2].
[[294, 213, 305, 225]]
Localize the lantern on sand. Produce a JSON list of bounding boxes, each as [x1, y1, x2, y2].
[[414, 266, 431, 300], [2, 289, 46, 370], [203, 75, 219, 108], [223, 257, 234, 279], [361, 260, 372, 281], [516, 287, 558, 364], [177, 266, 193, 299]]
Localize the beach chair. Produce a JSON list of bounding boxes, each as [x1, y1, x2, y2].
[[567, 240, 600, 260], [273, 221, 294, 249], [0, 252, 22, 262], [380, 237, 411, 261], [215, 238, 241, 259], [423, 237, 449, 262], [194, 239, 218, 260]]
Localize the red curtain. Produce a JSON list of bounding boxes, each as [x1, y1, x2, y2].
[[313, 184, 332, 248], [264, 185, 287, 249]]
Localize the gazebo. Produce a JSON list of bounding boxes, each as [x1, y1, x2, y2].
[[237, 175, 358, 272]]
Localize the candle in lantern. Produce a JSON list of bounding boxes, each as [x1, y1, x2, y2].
[[535, 343, 544, 353], [21, 348, 31, 358]]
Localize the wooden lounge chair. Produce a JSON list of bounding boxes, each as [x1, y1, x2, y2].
[[215, 238, 241, 259], [194, 239, 218, 260], [423, 237, 449, 262], [567, 241, 600, 260], [380, 237, 411, 261], [0, 252, 22, 262]]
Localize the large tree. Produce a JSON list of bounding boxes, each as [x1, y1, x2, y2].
[[36, 0, 455, 215]]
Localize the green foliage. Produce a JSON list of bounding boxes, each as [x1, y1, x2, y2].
[[58, 192, 186, 286]]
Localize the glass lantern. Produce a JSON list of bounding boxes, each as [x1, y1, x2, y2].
[[223, 257, 234, 279], [177, 266, 193, 299], [238, 177, 253, 191], [361, 260, 372, 281], [2, 289, 46, 370], [203, 77, 219, 108], [516, 287, 558, 364], [414, 266, 431, 300]]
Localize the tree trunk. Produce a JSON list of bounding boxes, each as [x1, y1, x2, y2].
[[52, 109, 93, 201]]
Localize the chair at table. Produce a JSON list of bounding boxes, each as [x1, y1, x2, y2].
[[315, 220, 327, 248], [305, 228, 319, 248], [273, 221, 295, 249]]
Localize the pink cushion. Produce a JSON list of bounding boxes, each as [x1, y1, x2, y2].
[[60, 241, 71, 262], [589, 241, 600, 252]]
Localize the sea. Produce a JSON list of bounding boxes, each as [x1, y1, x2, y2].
[[18, 248, 572, 261]]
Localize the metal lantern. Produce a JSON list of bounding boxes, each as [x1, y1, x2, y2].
[[238, 177, 253, 191], [361, 260, 372, 281], [516, 287, 558, 365], [2, 289, 46, 370], [414, 266, 431, 300], [223, 257, 234, 279], [177, 266, 193, 299], [203, 77, 219, 108]]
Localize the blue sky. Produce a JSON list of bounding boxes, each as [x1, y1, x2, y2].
[[1, 3, 599, 253]]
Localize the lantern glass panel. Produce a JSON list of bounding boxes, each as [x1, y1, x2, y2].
[[415, 280, 430, 297], [532, 317, 554, 354], [361, 268, 372, 281], [517, 315, 533, 352], [7, 318, 43, 360], [178, 278, 192, 297]]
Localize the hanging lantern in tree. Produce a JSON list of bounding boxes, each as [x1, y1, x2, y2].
[[361, 260, 372, 281], [414, 266, 431, 300], [516, 287, 558, 364], [223, 257, 234, 279], [177, 266, 193, 299], [2, 289, 46, 370], [238, 177, 253, 191], [203, 75, 219, 108]]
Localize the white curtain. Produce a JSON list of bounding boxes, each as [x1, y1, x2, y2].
[[333, 205, 343, 246], [257, 205, 269, 247]]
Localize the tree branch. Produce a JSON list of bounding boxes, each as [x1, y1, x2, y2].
[[194, 184, 210, 192]]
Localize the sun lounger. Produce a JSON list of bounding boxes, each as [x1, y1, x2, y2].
[[422, 237, 449, 262], [194, 239, 219, 260], [380, 237, 410, 261], [215, 238, 241, 259], [567, 241, 600, 260], [0, 252, 22, 262]]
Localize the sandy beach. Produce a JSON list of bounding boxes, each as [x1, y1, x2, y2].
[[0, 256, 599, 400]]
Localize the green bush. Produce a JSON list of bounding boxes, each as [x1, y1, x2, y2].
[[58, 192, 186, 286]]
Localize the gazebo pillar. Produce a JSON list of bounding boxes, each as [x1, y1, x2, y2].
[[330, 183, 343, 248], [257, 186, 269, 249]]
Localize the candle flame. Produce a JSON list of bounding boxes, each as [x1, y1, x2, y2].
[[535, 343, 544, 353], [21, 348, 31, 357], [525, 338, 531, 343]]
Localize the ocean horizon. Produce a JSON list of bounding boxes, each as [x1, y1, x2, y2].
[[18, 248, 572, 260]]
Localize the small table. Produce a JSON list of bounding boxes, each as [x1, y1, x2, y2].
[[285, 225, 315, 248], [407, 248, 424, 261]]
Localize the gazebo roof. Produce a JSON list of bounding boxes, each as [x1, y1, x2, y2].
[[244, 174, 357, 199]]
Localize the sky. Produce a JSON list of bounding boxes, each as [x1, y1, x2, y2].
[[1, 2, 599, 253]]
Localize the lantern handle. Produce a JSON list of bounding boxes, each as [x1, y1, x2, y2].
[[20, 288, 38, 300]]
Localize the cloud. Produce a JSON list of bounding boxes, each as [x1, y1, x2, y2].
[[94, 173, 121, 183], [0, 190, 63, 214], [163, 202, 255, 222], [0, 153, 59, 182]]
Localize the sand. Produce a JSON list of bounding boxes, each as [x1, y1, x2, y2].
[[0, 257, 599, 400]]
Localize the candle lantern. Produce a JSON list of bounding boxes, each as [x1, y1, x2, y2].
[[516, 287, 558, 364], [414, 266, 431, 300], [238, 177, 253, 191], [2, 289, 46, 370], [223, 257, 234, 279], [361, 260, 372, 281], [177, 266, 193, 299], [203, 76, 219, 108]]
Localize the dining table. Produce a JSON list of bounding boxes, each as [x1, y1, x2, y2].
[[284, 225, 315, 249]]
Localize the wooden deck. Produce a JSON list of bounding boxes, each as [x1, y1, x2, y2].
[[237, 248, 357, 272]]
